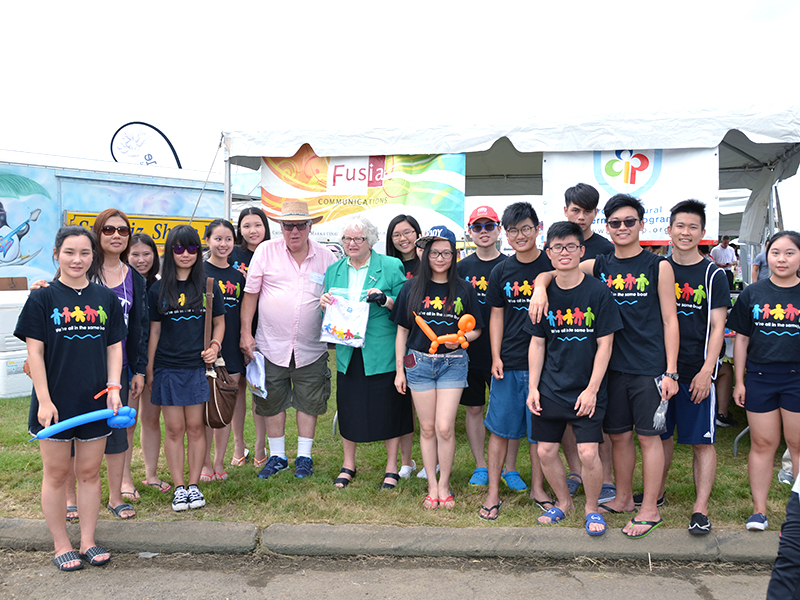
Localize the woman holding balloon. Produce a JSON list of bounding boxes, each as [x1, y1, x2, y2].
[[14, 226, 126, 571], [390, 226, 483, 510]]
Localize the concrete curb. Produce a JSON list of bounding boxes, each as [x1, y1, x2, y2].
[[261, 523, 780, 563], [0, 518, 779, 563]]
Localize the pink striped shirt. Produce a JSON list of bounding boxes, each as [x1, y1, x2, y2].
[[244, 238, 336, 368]]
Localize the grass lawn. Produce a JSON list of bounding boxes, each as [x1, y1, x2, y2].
[[0, 353, 794, 531]]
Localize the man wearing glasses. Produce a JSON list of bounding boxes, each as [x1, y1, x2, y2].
[[456, 207, 507, 487], [240, 201, 336, 480], [529, 194, 679, 538]]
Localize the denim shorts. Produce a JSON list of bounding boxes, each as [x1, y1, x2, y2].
[[484, 370, 533, 440], [405, 349, 468, 392], [744, 360, 800, 414]]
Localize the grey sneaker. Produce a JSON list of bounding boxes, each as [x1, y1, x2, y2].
[[172, 486, 189, 512], [778, 469, 795, 485], [187, 485, 205, 509], [598, 483, 617, 504]]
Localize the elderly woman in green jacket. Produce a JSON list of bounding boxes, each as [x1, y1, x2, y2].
[[321, 215, 413, 489]]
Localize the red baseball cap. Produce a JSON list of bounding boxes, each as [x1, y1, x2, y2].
[[468, 206, 500, 225]]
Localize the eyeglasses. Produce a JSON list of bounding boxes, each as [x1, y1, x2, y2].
[[547, 243, 582, 254], [282, 221, 309, 231], [391, 228, 417, 240], [429, 250, 454, 260], [506, 225, 535, 237], [101, 225, 131, 236], [172, 245, 199, 255], [469, 223, 498, 233], [607, 217, 640, 229], [343, 236, 367, 245]]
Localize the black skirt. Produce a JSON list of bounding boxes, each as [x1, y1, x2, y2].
[[337, 348, 414, 443]]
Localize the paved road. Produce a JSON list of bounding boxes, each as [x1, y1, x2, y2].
[[0, 551, 772, 600]]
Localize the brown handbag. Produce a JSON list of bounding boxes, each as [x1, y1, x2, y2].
[[203, 277, 238, 428]]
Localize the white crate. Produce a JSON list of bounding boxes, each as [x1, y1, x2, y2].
[[0, 349, 31, 399], [0, 291, 29, 353]]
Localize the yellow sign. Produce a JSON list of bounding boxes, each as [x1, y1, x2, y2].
[[63, 212, 214, 248]]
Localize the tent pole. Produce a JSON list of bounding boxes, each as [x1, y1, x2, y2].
[[223, 135, 231, 221]]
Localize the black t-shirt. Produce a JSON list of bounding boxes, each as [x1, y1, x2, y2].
[[149, 279, 226, 369], [204, 261, 246, 374], [525, 275, 622, 408], [391, 279, 484, 354], [727, 278, 800, 364], [582, 233, 614, 261], [457, 252, 508, 370], [593, 250, 667, 375], [486, 251, 552, 370], [402, 256, 420, 280], [668, 257, 731, 381], [229, 246, 254, 274], [14, 280, 126, 423]]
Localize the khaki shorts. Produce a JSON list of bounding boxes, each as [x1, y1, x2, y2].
[[254, 352, 331, 417]]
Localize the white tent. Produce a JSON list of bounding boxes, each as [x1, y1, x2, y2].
[[224, 100, 800, 244]]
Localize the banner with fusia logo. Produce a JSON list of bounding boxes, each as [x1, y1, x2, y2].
[[260, 144, 466, 246], [542, 148, 719, 243]]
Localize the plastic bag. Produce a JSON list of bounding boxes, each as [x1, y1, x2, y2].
[[652, 375, 668, 430], [246, 350, 267, 399], [320, 291, 369, 348]]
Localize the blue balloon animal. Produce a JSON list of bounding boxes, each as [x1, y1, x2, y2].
[[28, 406, 137, 442]]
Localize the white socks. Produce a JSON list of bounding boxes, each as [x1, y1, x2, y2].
[[297, 436, 313, 459], [268, 436, 286, 459]]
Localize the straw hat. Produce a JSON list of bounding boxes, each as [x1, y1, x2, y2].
[[269, 200, 323, 224]]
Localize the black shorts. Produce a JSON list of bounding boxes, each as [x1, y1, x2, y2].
[[605, 370, 666, 436], [530, 394, 605, 444], [105, 376, 130, 455], [460, 368, 491, 407]]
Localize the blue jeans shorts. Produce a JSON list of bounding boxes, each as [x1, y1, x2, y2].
[[484, 370, 533, 440], [405, 349, 468, 392]]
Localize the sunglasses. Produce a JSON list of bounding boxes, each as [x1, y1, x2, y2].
[[101, 225, 131, 236], [607, 217, 640, 229], [282, 221, 309, 231], [172, 245, 199, 255], [469, 222, 498, 233]]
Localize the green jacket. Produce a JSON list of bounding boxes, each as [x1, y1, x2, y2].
[[323, 250, 406, 376]]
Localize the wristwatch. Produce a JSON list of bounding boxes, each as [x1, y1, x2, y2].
[[664, 372, 679, 381]]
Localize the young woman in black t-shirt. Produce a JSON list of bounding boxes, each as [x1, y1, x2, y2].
[[392, 228, 483, 510], [229, 207, 270, 469], [201, 219, 245, 482], [386, 214, 423, 478], [729, 230, 800, 531], [16, 226, 124, 570], [129, 233, 171, 493], [147, 226, 225, 512]]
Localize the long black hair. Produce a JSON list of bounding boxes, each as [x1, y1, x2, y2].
[[53, 225, 98, 280], [386, 214, 421, 258], [236, 207, 270, 250], [130, 232, 160, 289], [406, 239, 467, 324], [158, 225, 205, 313]]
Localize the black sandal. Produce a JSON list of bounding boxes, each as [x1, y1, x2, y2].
[[334, 467, 356, 488], [381, 472, 400, 489]]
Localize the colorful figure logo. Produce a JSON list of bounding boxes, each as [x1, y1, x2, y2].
[[593, 149, 662, 196]]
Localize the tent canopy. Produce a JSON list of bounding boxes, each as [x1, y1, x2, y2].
[[225, 101, 800, 241]]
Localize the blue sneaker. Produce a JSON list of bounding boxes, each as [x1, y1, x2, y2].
[[469, 467, 489, 486], [746, 512, 768, 531], [598, 483, 617, 505], [257, 455, 289, 479], [294, 456, 314, 478], [501, 470, 528, 492]]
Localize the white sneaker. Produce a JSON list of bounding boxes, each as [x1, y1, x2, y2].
[[417, 464, 440, 479], [172, 486, 189, 512], [399, 460, 417, 479], [187, 485, 205, 509]]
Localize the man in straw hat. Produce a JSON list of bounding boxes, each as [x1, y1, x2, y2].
[[240, 200, 336, 480]]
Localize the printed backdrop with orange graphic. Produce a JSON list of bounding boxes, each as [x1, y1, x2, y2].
[[260, 144, 466, 246]]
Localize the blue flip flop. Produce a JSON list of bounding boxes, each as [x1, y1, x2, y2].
[[585, 512, 607, 536], [538, 506, 566, 524], [469, 467, 489, 486]]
